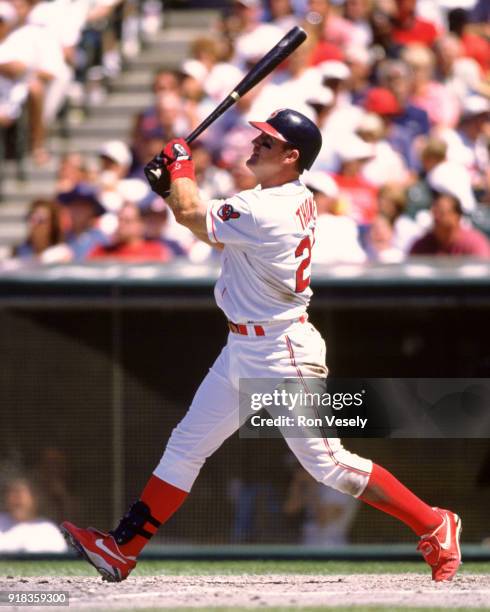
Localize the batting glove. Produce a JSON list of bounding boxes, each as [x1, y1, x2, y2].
[[162, 138, 196, 182], [144, 153, 171, 198]]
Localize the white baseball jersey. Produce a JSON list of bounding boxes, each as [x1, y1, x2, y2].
[[156, 177, 373, 499], [206, 179, 317, 323]]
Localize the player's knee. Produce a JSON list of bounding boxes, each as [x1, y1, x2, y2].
[[321, 447, 372, 497], [331, 469, 370, 497]]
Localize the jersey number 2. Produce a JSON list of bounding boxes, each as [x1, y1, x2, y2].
[[295, 235, 312, 293]]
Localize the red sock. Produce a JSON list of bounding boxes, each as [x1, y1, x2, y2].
[[359, 464, 441, 536], [119, 475, 188, 557]]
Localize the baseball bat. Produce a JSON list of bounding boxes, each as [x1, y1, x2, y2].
[[185, 26, 307, 144]]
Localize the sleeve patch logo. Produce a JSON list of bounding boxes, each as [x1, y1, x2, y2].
[[217, 203, 240, 221]]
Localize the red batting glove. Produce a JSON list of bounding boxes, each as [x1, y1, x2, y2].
[[162, 138, 196, 182]]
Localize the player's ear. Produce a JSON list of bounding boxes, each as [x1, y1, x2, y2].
[[284, 147, 300, 167]]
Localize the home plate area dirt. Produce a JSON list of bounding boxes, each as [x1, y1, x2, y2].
[[2, 574, 490, 609]]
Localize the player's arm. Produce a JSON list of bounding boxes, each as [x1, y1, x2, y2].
[[144, 139, 222, 247], [168, 177, 215, 246]]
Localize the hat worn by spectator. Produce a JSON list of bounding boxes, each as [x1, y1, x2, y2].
[[0, 1, 17, 24], [307, 85, 335, 108], [336, 135, 374, 163], [460, 95, 490, 120], [236, 27, 282, 64], [357, 112, 384, 135], [363, 88, 401, 116], [181, 59, 207, 84], [235, 0, 260, 7], [320, 61, 351, 81], [139, 192, 168, 214], [344, 45, 372, 66], [427, 162, 476, 213], [98, 140, 132, 168], [303, 170, 339, 199], [58, 184, 106, 217]]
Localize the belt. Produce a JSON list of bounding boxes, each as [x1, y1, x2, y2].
[[227, 315, 307, 337]]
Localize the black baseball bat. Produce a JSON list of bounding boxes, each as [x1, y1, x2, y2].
[[185, 26, 307, 144]]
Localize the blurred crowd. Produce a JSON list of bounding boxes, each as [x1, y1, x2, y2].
[[0, 447, 77, 553], [0, 0, 159, 164], [2, 0, 490, 265]]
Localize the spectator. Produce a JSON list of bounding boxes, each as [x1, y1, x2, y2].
[[391, 0, 439, 47], [410, 192, 490, 257], [88, 201, 173, 262], [402, 44, 460, 128], [376, 59, 431, 141], [405, 137, 447, 221], [468, 0, 490, 39], [305, 7, 345, 66], [255, 39, 319, 118], [0, 477, 67, 553], [144, 90, 190, 141], [178, 63, 215, 129], [139, 196, 187, 258], [192, 142, 234, 200], [356, 111, 410, 187], [342, 0, 372, 48], [439, 95, 490, 195], [70, 0, 126, 106], [378, 183, 422, 252], [304, 170, 366, 264], [306, 84, 338, 172], [448, 7, 490, 74], [0, 1, 26, 128], [332, 134, 378, 226], [284, 464, 358, 546], [362, 87, 415, 171], [344, 44, 372, 105], [365, 214, 405, 263], [96, 139, 133, 212], [151, 68, 181, 97], [464, 0, 490, 72], [130, 124, 166, 181], [55, 153, 89, 194], [58, 183, 108, 261], [13, 198, 68, 263], [306, 0, 364, 49], [317, 61, 363, 139], [0, 0, 65, 163], [369, 4, 404, 60], [434, 34, 490, 104], [427, 160, 476, 214], [30, 447, 77, 525], [230, 0, 284, 69], [265, 0, 298, 32], [186, 37, 242, 103], [25, 0, 75, 119]]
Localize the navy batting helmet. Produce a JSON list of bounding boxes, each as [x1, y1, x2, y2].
[[249, 108, 322, 171]]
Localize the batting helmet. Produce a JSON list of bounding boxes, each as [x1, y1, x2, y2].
[[249, 108, 322, 171]]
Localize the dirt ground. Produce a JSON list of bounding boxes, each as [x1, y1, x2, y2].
[[2, 574, 490, 610]]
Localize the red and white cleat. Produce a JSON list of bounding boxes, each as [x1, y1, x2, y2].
[[417, 508, 462, 582], [61, 521, 136, 582]]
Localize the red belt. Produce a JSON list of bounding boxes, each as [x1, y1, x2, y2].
[[227, 315, 306, 337]]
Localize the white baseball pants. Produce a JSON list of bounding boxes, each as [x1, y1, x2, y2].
[[155, 319, 372, 497]]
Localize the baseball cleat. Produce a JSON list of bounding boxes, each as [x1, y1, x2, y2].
[[60, 521, 136, 582], [417, 508, 462, 582]]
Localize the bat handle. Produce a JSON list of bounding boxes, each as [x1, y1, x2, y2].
[[185, 95, 237, 145]]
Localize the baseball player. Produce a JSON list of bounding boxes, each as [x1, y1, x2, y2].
[[61, 109, 461, 583]]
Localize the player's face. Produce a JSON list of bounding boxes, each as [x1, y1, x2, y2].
[[246, 132, 293, 180]]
